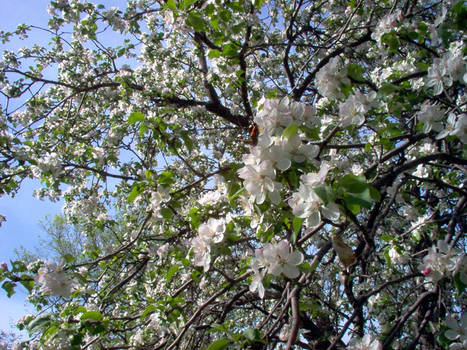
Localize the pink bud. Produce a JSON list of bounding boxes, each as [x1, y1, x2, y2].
[[423, 268, 431, 276], [0, 262, 8, 271]]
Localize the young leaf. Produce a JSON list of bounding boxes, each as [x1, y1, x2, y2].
[[282, 123, 298, 138], [205, 338, 230, 350], [128, 112, 145, 124]]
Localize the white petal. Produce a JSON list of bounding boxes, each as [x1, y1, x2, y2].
[[288, 251, 304, 266], [282, 264, 300, 279]]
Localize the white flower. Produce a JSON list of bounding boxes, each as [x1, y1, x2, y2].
[[268, 135, 318, 171], [249, 268, 265, 299], [449, 340, 467, 350], [191, 218, 226, 272], [35, 262, 74, 298], [191, 236, 211, 272], [156, 243, 171, 259], [426, 59, 452, 95], [288, 163, 340, 228], [388, 246, 408, 265], [289, 185, 323, 227], [150, 187, 170, 214], [12, 340, 21, 350], [348, 334, 382, 350], [436, 113, 461, 141], [261, 240, 304, 279], [315, 57, 349, 100], [416, 102, 444, 133], [420, 240, 461, 283], [452, 114, 467, 144], [339, 91, 372, 127], [371, 11, 400, 43], [238, 160, 283, 205], [198, 190, 224, 206], [254, 98, 294, 135], [198, 218, 226, 244], [445, 314, 467, 342]]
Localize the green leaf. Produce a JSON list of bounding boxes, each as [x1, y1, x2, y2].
[[205, 338, 230, 350], [347, 64, 365, 82], [141, 305, 157, 319], [128, 183, 144, 203], [313, 186, 334, 205], [450, 1, 467, 31], [339, 174, 368, 193], [166, 265, 180, 283], [27, 314, 51, 333], [63, 253, 75, 264], [128, 111, 145, 124], [11, 260, 26, 272], [228, 186, 244, 203], [145, 170, 154, 180], [166, 0, 177, 11], [222, 43, 238, 58], [287, 169, 299, 187], [227, 1, 243, 12], [181, 131, 194, 152], [282, 123, 298, 138], [243, 328, 261, 342], [182, 0, 197, 9], [1, 281, 16, 297], [378, 83, 400, 96], [208, 49, 221, 58], [453, 272, 466, 295], [344, 189, 373, 209], [71, 332, 84, 346], [158, 171, 175, 186], [186, 13, 206, 32], [81, 311, 103, 322], [160, 207, 173, 221], [381, 32, 400, 53], [218, 9, 231, 22], [20, 278, 34, 292], [384, 247, 392, 267], [369, 185, 381, 201], [42, 325, 59, 339], [299, 300, 320, 312], [292, 216, 304, 244], [381, 235, 393, 242]]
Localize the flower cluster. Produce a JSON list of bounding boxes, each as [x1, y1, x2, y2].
[[315, 57, 349, 100], [419, 240, 462, 284], [35, 262, 74, 298], [445, 314, 467, 349], [288, 162, 340, 228], [338, 91, 375, 127], [425, 42, 466, 96], [238, 98, 320, 205], [348, 334, 382, 350], [191, 218, 226, 272], [249, 240, 304, 298], [436, 113, 467, 144], [416, 102, 444, 134]]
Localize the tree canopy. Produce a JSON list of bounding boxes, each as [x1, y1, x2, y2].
[[0, 0, 466, 349]]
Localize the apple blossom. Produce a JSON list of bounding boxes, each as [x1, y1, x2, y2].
[[419, 240, 461, 283], [348, 334, 382, 350], [445, 314, 467, 343], [0, 1, 465, 349], [35, 262, 74, 298], [257, 240, 304, 279]]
